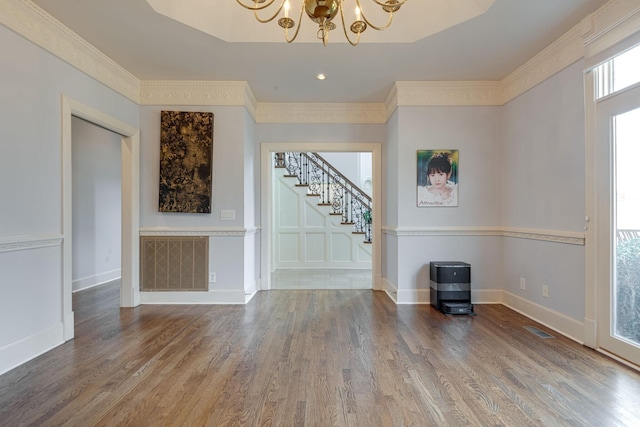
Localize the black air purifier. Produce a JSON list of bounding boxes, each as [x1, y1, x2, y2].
[[429, 261, 474, 315]]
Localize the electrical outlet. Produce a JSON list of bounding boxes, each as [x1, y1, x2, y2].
[[520, 277, 526, 290], [542, 284, 549, 297], [209, 272, 216, 283]]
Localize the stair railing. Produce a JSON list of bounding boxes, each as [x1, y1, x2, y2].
[[275, 152, 372, 243]]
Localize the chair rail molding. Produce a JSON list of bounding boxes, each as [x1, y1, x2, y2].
[[139, 226, 259, 237], [383, 226, 585, 245], [0, 233, 63, 253]]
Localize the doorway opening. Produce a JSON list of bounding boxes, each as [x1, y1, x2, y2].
[[61, 97, 140, 341], [260, 142, 382, 291], [71, 117, 122, 294]]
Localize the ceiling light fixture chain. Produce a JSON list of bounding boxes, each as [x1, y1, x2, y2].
[[235, 0, 409, 46]]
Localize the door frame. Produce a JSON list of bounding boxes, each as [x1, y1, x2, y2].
[[595, 83, 640, 363], [61, 96, 140, 341], [260, 142, 382, 291]]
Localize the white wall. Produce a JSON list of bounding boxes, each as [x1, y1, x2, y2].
[[72, 117, 122, 291], [139, 105, 255, 302], [385, 105, 503, 303], [0, 24, 138, 375], [501, 61, 586, 322]]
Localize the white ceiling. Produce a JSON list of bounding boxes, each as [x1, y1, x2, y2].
[[146, 0, 496, 43], [32, 0, 609, 103]]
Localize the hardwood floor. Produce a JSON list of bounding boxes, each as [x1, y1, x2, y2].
[[2, 281, 640, 426]]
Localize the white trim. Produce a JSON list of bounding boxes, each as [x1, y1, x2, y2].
[[140, 290, 255, 305], [384, 283, 501, 305], [583, 0, 640, 67], [472, 289, 503, 304], [3, 0, 636, 122], [382, 226, 585, 245], [139, 226, 259, 237], [382, 281, 585, 343], [394, 81, 503, 106], [256, 103, 387, 124], [394, 288, 431, 305], [72, 269, 121, 292], [501, 25, 584, 104], [502, 291, 585, 344], [583, 0, 640, 354], [140, 80, 256, 108], [62, 96, 141, 342], [0, 233, 63, 253], [0, 323, 64, 376]]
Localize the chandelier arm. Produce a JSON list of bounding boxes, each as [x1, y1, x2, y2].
[[252, 0, 288, 23], [283, 1, 306, 43], [235, 0, 279, 12], [339, 5, 362, 46], [369, 0, 409, 8], [360, 10, 394, 31]]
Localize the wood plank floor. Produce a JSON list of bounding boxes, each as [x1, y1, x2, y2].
[[2, 282, 640, 426]]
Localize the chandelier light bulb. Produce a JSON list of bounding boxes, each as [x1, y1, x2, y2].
[[284, 0, 290, 18], [355, 6, 361, 21]]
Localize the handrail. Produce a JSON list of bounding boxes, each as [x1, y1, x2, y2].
[[308, 152, 372, 203]]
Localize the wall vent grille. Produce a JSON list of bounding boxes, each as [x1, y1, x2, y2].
[[141, 236, 208, 291]]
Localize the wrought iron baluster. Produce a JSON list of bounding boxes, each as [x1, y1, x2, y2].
[[284, 151, 373, 243]]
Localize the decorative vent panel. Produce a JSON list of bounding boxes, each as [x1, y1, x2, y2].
[[141, 236, 208, 291]]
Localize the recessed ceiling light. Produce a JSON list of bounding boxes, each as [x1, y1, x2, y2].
[[316, 73, 326, 81]]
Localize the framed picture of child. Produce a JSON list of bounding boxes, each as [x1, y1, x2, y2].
[[417, 149, 459, 207]]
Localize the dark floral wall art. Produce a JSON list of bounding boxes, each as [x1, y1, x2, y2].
[[159, 111, 213, 213]]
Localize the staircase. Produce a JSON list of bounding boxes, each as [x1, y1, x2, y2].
[[275, 152, 372, 244]]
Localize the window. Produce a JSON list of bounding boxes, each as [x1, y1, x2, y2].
[[595, 44, 640, 99]]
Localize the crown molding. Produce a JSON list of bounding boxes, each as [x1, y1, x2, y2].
[[583, 0, 640, 63], [501, 24, 585, 104], [3, 0, 636, 121], [0, 0, 140, 102], [140, 80, 252, 106], [255, 103, 387, 124], [394, 81, 503, 106], [587, 0, 640, 43]]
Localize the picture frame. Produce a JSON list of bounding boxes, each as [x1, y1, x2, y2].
[[417, 149, 459, 207], [159, 111, 214, 213]]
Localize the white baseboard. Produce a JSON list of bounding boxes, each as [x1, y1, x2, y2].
[[472, 289, 503, 304], [382, 277, 583, 343], [0, 323, 64, 376], [72, 269, 121, 292], [502, 291, 585, 343], [140, 290, 249, 305]]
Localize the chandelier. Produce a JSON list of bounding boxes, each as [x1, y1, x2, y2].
[[235, 0, 408, 46]]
